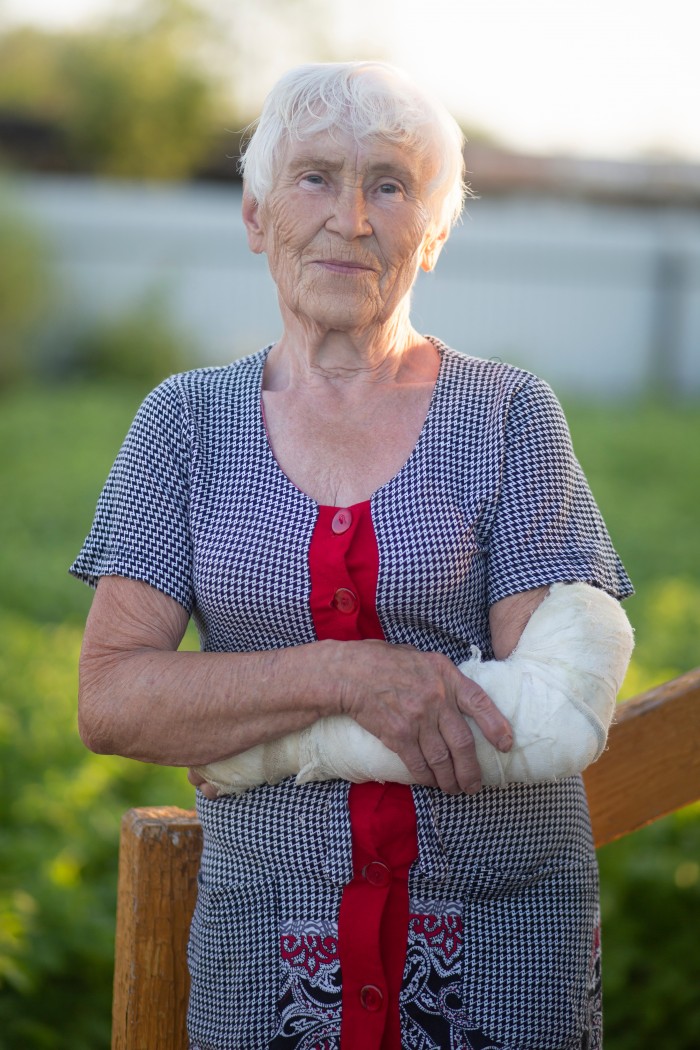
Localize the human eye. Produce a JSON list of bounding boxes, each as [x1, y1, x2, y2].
[[372, 177, 407, 199], [301, 172, 326, 187]]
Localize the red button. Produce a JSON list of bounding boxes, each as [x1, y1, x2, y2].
[[331, 508, 353, 535], [362, 861, 391, 887], [332, 587, 359, 615], [359, 984, 384, 1012]]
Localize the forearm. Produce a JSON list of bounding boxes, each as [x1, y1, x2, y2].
[[200, 582, 633, 793], [79, 637, 341, 767], [80, 575, 512, 794]]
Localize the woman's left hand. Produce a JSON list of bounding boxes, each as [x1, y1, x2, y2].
[[326, 638, 511, 795]]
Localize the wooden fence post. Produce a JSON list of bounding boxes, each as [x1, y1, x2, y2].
[[111, 807, 202, 1050]]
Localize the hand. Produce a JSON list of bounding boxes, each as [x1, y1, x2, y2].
[[333, 640, 513, 795], [187, 767, 222, 800]]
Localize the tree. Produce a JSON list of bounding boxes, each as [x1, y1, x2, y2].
[[0, 2, 225, 178]]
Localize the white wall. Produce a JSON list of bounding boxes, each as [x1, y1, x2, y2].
[[18, 175, 700, 398]]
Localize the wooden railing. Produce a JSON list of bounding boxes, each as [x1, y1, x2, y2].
[[111, 668, 700, 1050]]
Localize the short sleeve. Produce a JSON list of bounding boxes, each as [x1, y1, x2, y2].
[[69, 376, 196, 612], [487, 375, 633, 606]]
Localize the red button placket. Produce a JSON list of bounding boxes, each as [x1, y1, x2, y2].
[[339, 782, 417, 1049], [309, 506, 362, 641], [338, 864, 391, 1044], [307, 501, 417, 1050]]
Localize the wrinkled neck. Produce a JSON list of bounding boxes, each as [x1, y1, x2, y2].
[[265, 300, 426, 389]]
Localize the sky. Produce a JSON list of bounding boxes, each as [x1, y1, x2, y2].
[[3, 0, 700, 162]]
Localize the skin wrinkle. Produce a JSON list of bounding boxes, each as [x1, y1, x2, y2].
[[79, 120, 543, 797], [79, 580, 334, 764], [243, 131, 444, 373], [246, 130, 448, 509]]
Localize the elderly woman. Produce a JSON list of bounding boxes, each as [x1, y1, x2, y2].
[[72, 63, 633, 1050]]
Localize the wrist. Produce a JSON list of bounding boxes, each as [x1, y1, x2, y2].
[[306, 638, 361, 719]]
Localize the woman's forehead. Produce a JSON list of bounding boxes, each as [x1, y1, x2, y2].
[[277, 129, 438, 183]]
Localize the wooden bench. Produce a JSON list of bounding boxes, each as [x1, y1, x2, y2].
[[111, 667, 700, 1050]]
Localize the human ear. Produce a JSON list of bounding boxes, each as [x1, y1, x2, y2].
[[420, 226, 448, 272], [242, 189, 266, 254]]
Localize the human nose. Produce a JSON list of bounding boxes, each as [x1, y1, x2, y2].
[[325, 186, 372, 240]]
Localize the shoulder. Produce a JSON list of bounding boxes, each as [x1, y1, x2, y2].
[[427, 337, 561, 423], [161, 345, 271, 405], [115, 347, 272, 467], [134, 345, 272, 429], [429, 336, 537, 394]]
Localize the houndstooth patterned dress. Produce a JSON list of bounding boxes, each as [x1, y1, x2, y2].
[[71, 339, 633, 1049]]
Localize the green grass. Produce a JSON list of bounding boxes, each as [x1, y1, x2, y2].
[[0, 381, 147, 626], [0, 381, 698, 1047], [564, 398, 700, 698], [564, 400, 700, 589]]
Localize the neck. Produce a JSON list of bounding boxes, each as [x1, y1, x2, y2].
[[265, 300, 431, 390]]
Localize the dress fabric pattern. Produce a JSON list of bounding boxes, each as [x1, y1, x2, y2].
[[282, 499, 417, 1050], [71, 339, 632, 1049]]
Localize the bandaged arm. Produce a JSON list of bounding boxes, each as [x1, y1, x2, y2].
[[195, 582, 634, 794]]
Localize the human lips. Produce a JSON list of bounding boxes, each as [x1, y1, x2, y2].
[[313, 258, 378, 275]]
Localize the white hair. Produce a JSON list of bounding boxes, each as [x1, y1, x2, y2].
[[239, 61, 467, 234]]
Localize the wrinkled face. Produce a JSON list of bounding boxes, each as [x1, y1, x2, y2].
[[243, 130, 447, 333]]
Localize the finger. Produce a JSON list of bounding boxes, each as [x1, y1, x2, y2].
[[456, 676, 513, 753], [188, 768, 221, 799], [418, 725, 461, 795], [395, 739, 439, 790], [438, 707, 482, 794]]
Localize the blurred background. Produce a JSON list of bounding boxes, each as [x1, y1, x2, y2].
[[0, 0, 698, 1046]]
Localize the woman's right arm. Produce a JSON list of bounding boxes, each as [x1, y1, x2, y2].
[[78, 575, 337, 767], [78, 575, 512, 794]]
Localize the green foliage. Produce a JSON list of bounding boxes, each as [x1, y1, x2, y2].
[[0, 2, 224, 179], [564, 399, 700, 588], [0, 382, 197, 1046], [0, 386, 698, 1047], [0, 27, 71, 121], [57, 32, 216, 180], [0, 612, 193, 1048], [598, 808, 700, 1044], [0, 383, 148, 626]]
